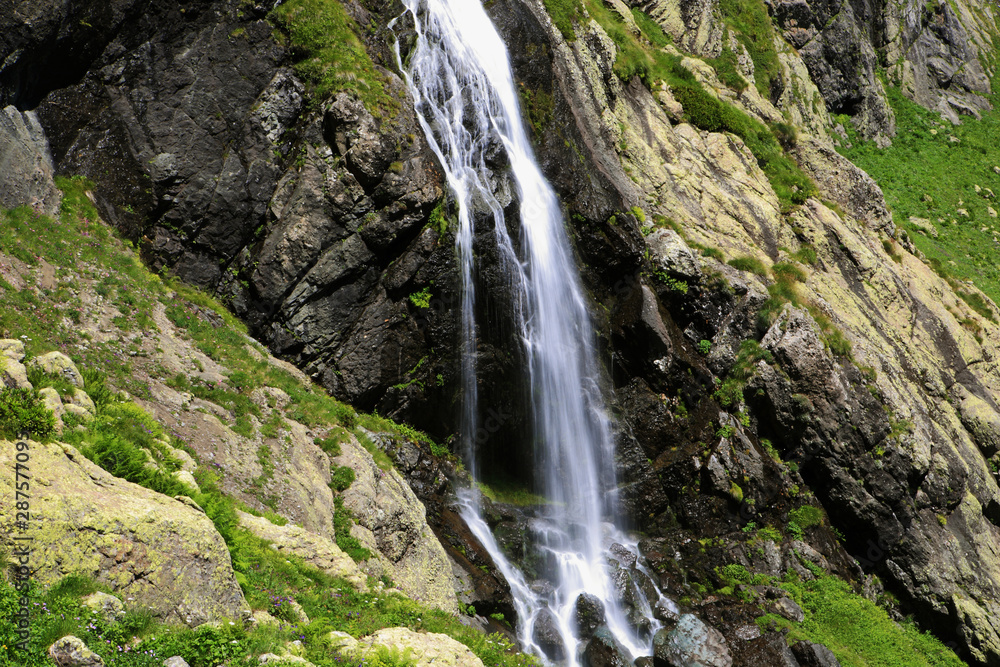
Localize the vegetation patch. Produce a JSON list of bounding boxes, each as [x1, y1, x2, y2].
[[0, 387, 56, 440], [542, 0, 584, 40], [840, 82, 1000, 305], [717, 0, 781, 98], [759, 576, 963, 667], [270, 0, 397, 117]]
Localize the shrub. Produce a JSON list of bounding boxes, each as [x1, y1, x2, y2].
[[0, 387, 56, 440], [330, 465, 356, 492], [789, 505, 823, 529]]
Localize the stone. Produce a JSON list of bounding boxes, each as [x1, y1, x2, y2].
[[335, 436, 458, 611], [163, 658, 190, 667], [0, 356, 31, 390], [327, 631, 361, 655], [791, 640, 841, 666], [653, 614, 733, 667], [81, 592, 125, 622], [28, 352, 84, 387], [238, 511, 368, 590], [171, 470, 200, 493], [360, 627, 485, 667], [48, 635, 104, 666], [770, 597, 805, 623], [647, 228, 702, 280], [532, 607, 566, 661], [71, 388, 96, 415], [0, 440, 249, 625], [258, 654, 314, 665], [583, 626, 633, 667], [64, 404, 94, 423], [575, 592, 606, 640], [39, 387, 64, 424], [0, 338, 25, 361]]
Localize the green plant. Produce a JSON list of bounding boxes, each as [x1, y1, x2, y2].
[[330, 465, 356, 492], [713, 340, 774, 407], [698, 339, 713, 355], [0, 387, 56, 440], [409, 287, 432, 309]]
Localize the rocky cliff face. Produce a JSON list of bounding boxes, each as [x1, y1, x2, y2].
[[3, 0, 1000, 663]]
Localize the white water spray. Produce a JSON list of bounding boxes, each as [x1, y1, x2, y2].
[[394, 0, 660, 663]]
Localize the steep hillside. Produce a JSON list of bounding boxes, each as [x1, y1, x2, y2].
[[2, 0, 1000, 665], [0, 178, 531, 666]]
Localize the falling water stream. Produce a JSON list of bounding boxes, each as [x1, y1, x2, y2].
[[393, 0, 667, 663]]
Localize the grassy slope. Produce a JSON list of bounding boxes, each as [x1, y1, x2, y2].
[[0, 179, 535, 667], [839, 83, 1000, 305]]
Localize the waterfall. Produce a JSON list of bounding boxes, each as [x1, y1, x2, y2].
[[394, 0, 659, 663]]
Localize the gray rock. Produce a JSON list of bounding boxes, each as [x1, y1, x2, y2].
[[81, 592, 125, 622], [647, 229, 701, 280], [0, 339, 25, 362], [770, 597, 805, 623], [28, 352, 84, 387], [0, 106, 61, 215], [163, 657, 190, 667], [653, 614, 732, 667], [576, 592, 607, 641], [48, 635, 104, 666], [532, 607, 566, 661]]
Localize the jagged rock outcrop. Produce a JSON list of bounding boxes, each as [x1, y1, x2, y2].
[[0, 439, 250, 626], [334, 434, 459, 613], [359, 627, 485, 667]]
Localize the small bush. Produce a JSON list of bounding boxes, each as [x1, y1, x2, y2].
[[0, 387, 56, 440], [330, 465, 356, 492]]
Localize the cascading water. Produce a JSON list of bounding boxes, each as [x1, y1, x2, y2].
[[394, 0, 667, 663]]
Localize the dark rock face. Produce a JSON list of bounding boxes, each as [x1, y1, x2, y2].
[[791, 640, 841, 666]]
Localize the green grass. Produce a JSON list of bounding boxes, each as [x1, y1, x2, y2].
[[542, 0, 584, 40], [476, 477, 551, 506], [714, 339, 774, 407], [717, 0, 781, 98], [728, 255, 769, 275], [840, 83, 1000, 305], [270, 0, 398, 117], [760, 576, 964, 667], [0, 387, 56, 440]]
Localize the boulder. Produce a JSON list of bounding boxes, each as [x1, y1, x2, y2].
[[163, 658, 190, 667], [71, 388, 96, 415], [0, 440, 249, 625], [28, 351, 84, 387], [171, 470, 200, 493], [576, 593, 606, 640], [81, 592, 125, 622], [653, 614, 732, 667], [360, 627, 485, 667], [48, 635, 104, 667], [238, 511, 367, 590], [532, 607, 566, 661], [0, 356, 31, 390], [583, 626, 634, 667], [791, 641, 841, 666], [0, 339, 25, 361]]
